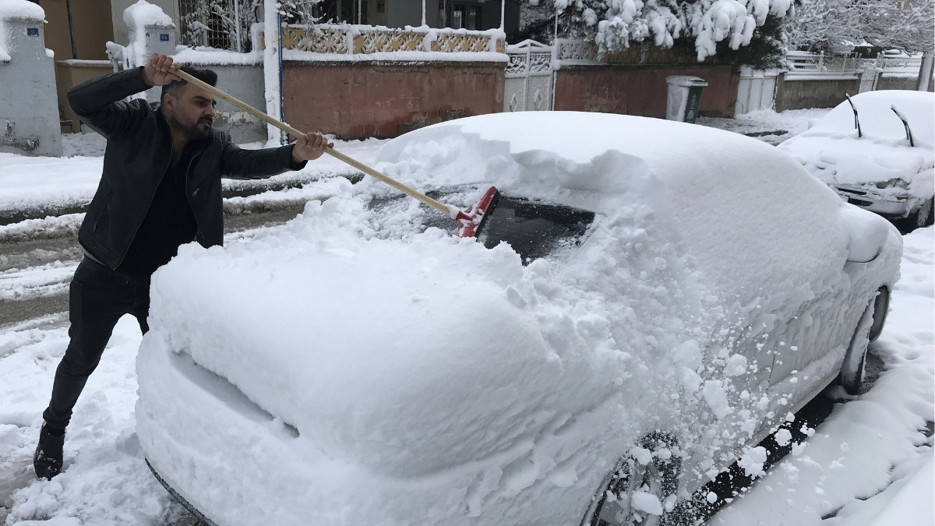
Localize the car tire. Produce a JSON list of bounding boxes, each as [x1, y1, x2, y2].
[[839, 300, 876, 395], [582, 432, 681, 526], [914, 198, 934, 229], [868, 287, 889, 343]]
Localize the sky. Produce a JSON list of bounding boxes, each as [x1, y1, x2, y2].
[[0, 108, 932, 526]]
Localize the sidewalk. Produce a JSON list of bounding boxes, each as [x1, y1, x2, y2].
[[0, 134, 387, 227], [0, 109, 828, 227]]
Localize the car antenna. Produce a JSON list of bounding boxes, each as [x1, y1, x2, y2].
[[845, 93, 862, 138], [889, 105, 915, 147]]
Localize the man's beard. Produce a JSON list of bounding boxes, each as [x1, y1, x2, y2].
[[191, 117, 213, 139], [168, 114, 213, 140]]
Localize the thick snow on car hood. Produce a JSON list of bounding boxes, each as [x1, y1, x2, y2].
[[778, 91, 935, 198], [139, 112, 884, 524]]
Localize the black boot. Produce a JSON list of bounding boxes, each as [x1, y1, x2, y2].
[[34, 424, 65, 480]]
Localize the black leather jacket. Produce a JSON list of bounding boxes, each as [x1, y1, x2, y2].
[[68, 66, 305, 270]]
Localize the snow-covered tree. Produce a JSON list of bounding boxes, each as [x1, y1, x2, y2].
[[551, 0, 794, 60], [782, 0, 857, 53], [785, 0, 934, 54], [859, 0, 934, 54]]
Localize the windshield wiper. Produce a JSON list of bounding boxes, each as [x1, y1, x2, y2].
[[890, 105, 915, 147], [845, 92, 862, 138]]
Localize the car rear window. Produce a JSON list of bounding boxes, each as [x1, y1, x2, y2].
[[477, 195, 595, 263]]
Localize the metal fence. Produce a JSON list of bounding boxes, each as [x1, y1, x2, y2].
[[178, 0, 259, 52], [785, 50, 925, 78]]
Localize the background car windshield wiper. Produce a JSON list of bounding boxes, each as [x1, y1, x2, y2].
[[889, 105, 915, 146], [845, 92, 862, 138]]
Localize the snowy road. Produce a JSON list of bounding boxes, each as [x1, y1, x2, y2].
[[0, 206, 308, 329]]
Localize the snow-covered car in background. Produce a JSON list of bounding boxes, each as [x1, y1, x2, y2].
[[135, 112, 902, 526], [778, 90, 934, 230]]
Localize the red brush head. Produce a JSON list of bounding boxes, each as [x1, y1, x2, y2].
[[456, 186, 500, 238]]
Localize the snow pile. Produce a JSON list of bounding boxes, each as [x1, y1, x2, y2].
[[0, 0, 46, 62], [779, 90, 935, 199], [711, 226, 934, 526], [173, 46, 263, 65], [133, 112, 898, 525], [838, 205, 893, 263], [376, 112, 850, 316]]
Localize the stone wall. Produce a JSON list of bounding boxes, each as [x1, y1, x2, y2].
[[774, 75, 862, 111]]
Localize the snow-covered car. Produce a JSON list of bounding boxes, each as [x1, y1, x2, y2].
[[135, 112, 902, 526], [778, 90, 934, 229]]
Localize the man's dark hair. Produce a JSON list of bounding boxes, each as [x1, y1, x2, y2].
[[160, 66, 218, 101]]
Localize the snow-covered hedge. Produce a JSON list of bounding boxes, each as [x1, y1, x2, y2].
[[554, 0, 793, 61]]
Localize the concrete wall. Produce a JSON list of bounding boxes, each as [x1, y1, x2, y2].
[[0, 17, 63, 156], [554, 64, 739, 118], [774, 75, 861, 111], [876, 75, 935, 91], [282, 61, 505, 139], [199, 63, 267, 144]]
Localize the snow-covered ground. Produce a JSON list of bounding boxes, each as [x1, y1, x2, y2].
[[0, 109, 931, 525]]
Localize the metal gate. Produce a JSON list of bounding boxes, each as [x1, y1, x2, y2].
[[504, 40, 554, 112]]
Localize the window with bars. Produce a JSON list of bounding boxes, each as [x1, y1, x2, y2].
[[177, 0, 262, 52]]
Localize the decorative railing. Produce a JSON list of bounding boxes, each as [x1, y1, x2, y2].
[[281, 24, 506, 55]]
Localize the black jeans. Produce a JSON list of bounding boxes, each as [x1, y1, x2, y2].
[[42, 257, 151, 431]]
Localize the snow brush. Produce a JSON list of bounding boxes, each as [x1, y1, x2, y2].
[[173, 69, 499, 238]]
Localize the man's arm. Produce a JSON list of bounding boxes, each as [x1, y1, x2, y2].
[[68, 54, 180, 139], [220, 133, 333, 180], [67, 67, 153, 139]]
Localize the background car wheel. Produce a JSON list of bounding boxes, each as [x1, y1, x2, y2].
[[583, 432, 681, 526], [839, 300, 876, 395], [914, 198, 934, 229]]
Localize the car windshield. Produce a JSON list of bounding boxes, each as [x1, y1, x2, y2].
[[368, 189, 595, 263]]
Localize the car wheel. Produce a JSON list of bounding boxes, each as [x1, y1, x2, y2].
[[914, 198, 934, 229], [582, 432, 681, 526], [868, 287, 889, 343], [839, 300, 875, 395]]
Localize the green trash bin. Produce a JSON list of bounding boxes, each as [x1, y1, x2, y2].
[[665, 76, 708, 123]]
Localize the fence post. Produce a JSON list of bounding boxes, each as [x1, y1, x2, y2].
[[918, 51, 934, 91], [858, 61, 877, 93], [0, 3, 63, 156]]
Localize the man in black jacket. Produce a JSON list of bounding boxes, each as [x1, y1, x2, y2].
[[34, 53, 333, 479]]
